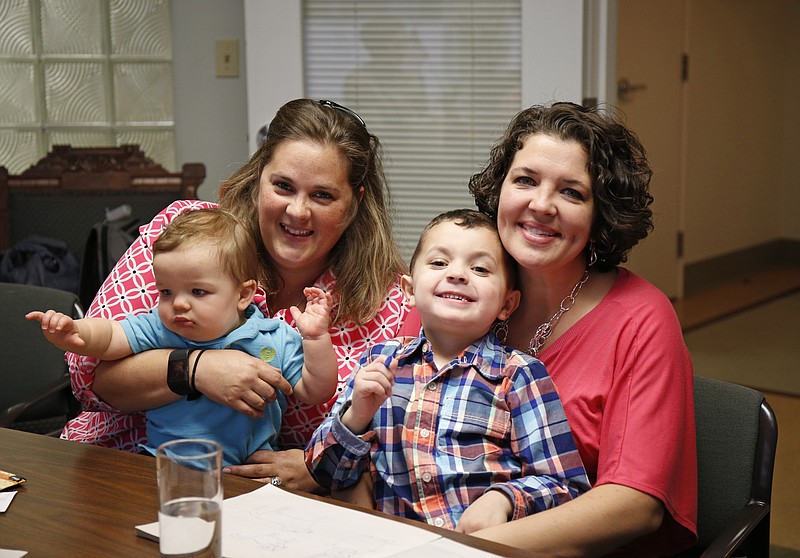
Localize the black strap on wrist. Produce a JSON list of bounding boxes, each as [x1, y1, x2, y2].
[[187, 349, 207, 401], [167, 348, 198, 397]]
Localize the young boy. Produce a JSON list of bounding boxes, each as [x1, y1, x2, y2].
[[28, 208, 336, 467], [305, 209, 589, 533]]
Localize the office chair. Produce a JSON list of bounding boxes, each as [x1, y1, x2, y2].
[[0, 282, 83, 436], [675, 375, 778, 557]]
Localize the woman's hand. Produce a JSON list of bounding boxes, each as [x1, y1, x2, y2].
[[192, 349, 293, 418], [223, 448, 323, 494], [93, 348, 294, 414]]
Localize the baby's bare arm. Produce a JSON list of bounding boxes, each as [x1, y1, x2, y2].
[[26, 310, 132, 360], [290, 287, 337, 405]]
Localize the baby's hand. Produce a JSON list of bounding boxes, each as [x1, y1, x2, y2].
[[25, 309, 86, 352], [290, 287, 332, 340]]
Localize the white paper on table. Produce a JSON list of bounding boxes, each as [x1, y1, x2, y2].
[[0, 492, 17, 513], [0, 550, 27, 558], [137, 484, 445, 558], [387, 536, 504, 557]]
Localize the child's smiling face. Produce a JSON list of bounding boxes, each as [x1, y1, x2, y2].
[[402, 220, 519, 347]]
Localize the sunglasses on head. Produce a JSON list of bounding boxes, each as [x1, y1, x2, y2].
[[257, 100, 367, 147], [318, 99, 367, 129]]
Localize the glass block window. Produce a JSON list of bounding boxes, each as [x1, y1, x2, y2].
[[0, 0, 175, 174], [304, 0, 522, 261]]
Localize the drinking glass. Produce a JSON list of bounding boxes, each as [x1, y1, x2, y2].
[[157, 439, 223, 557]]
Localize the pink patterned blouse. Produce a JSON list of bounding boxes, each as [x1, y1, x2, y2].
[[62, 200, 411, 452]]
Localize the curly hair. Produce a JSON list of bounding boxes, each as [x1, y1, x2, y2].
[[218, 99, 405, 325], [468, 102, 654, 272]]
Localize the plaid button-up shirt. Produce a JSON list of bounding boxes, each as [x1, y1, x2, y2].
[[306, 332, 590, 530]]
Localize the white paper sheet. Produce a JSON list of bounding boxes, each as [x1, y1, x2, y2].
[[137, 484, 447, 558], [388, 537, 504, 557], [0, 492, 17, 513]]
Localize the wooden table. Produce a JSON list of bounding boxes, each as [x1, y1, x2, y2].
[[0, 428, 528, 557], [0, 428, 257, 556]]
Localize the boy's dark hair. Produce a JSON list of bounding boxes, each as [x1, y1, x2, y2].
[[410, 208, 517, 287]]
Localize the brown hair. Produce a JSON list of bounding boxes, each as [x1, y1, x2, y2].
[[410, 208, 517, 288], [153, 208, 258, 285], [218, 99, 406, 326], [468, 102, 654, 272]]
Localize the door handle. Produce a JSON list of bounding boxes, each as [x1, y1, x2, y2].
[[617, 78, 647, 100]]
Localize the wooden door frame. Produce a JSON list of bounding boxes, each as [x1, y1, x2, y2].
[[584, 0, 686, 299]]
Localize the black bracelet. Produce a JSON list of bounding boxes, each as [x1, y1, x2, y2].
[[167, 348, 197, 397], [187, 349, 206, 401]]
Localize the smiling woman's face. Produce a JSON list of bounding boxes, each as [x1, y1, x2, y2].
[[257, 139, 355, 279], [497, 133, 595, 274]]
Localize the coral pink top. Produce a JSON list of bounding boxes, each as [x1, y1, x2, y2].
[[540, 269, 696, 555], [398, 268, 697, 555]]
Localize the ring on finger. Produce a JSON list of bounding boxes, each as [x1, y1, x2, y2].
[[270, 476, 282, 487]]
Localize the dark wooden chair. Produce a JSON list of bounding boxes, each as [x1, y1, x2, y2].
[[0, 144, 204, 307], [0, 144, 205, 256]]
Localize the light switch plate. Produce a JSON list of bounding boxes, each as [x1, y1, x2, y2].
[[215, 39, 239, 77]]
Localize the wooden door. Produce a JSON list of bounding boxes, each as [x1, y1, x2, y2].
[[615, 0, 686, 299]]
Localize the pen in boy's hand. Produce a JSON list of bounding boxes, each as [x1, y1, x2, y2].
[[380, 340, 403, 369]]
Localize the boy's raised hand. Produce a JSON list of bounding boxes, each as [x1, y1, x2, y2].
[[341, 354, 397, 435], [289, 286, 332, 340], [25, 309, 86, 353]]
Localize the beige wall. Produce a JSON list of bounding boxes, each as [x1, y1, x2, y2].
[[171, 0, 800, 262], [684, 0, 800, 264], [172, 0, 249, 200]]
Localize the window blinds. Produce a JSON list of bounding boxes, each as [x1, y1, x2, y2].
[[303, 0, 522, 262]]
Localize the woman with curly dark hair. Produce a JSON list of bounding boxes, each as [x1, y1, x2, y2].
[[466, 102, 697, 556]]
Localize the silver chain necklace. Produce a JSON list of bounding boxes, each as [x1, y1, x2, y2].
[[527, 268, 590, 357]]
